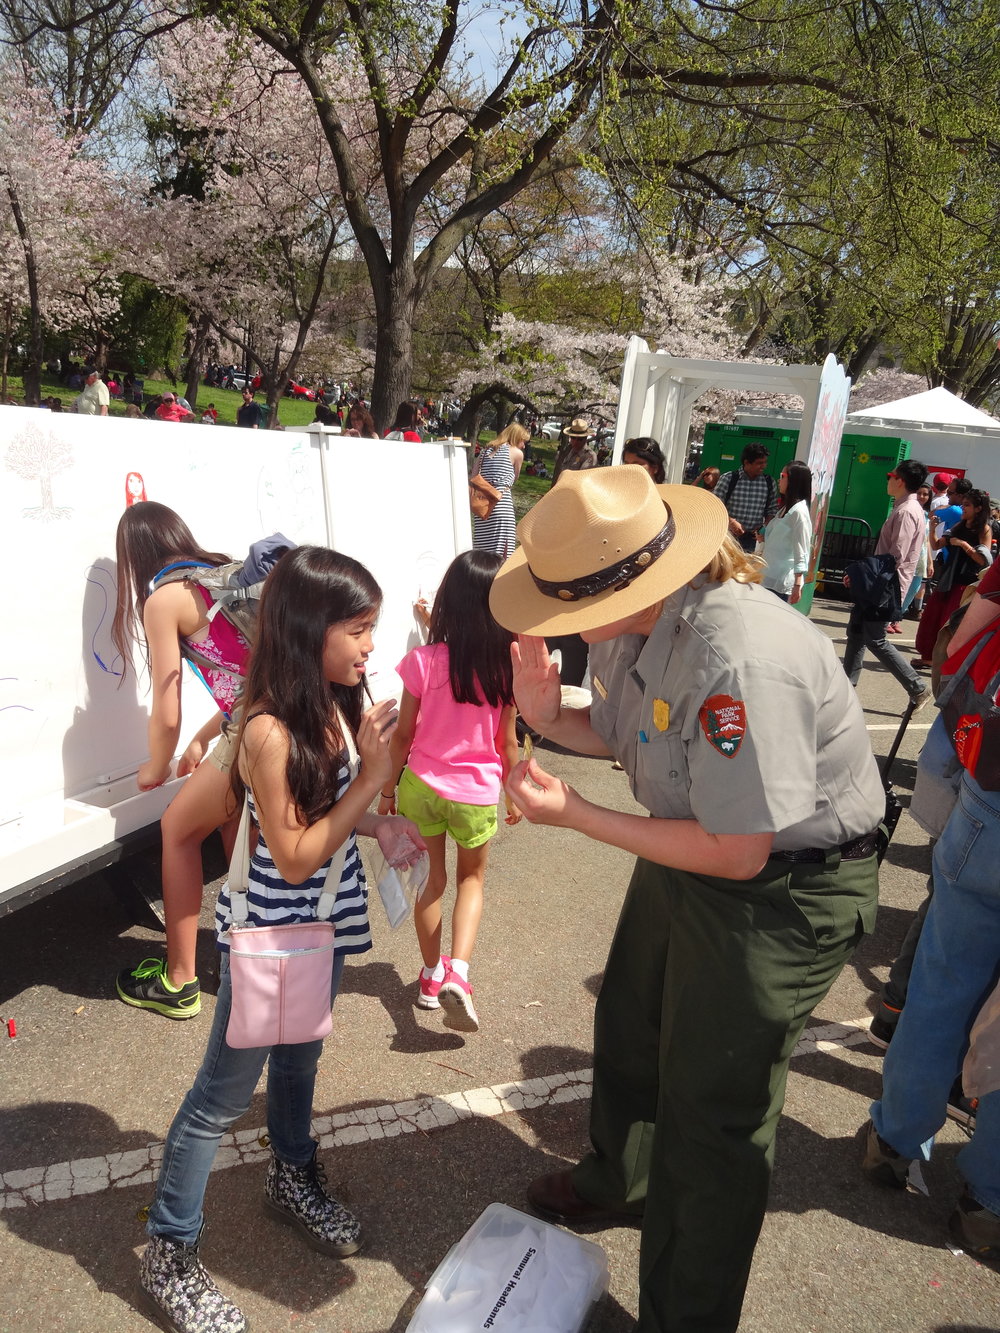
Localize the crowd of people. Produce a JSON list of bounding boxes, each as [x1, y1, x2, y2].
[[65, 409, 1000, 1333]]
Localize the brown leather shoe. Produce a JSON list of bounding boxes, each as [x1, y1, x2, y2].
[[525, 1170, 642, 1228]]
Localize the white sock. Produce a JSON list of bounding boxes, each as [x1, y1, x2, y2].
[[450, 958, 470, 982], [423, 959, 447, 983]]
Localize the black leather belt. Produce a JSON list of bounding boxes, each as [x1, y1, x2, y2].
[[770, 830, 880, 864]]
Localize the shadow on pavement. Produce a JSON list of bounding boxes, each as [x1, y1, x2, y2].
[[339, 959, 471, 1054], [3, 1089, 636, 1331]]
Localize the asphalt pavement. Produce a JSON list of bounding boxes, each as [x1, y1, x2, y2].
[[1, 598, 997, 1333]]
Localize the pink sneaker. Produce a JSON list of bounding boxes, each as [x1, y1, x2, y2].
[[438, 968, 480, 1033], [887, 622, 902, 634], [417, 956, 451, 1010]]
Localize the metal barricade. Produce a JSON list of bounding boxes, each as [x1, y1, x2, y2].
[[816, 515, 876, 598]]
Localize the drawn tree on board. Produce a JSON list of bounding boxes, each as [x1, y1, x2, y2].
[[5, 424, 73, 519]]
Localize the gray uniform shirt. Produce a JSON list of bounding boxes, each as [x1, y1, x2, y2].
[[587, 578, 884, 851]]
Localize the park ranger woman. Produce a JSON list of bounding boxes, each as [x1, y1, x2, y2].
[[490, 466, 884, 1333]]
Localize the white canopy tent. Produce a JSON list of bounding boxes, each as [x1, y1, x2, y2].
[[848, 385, 1000, 431]]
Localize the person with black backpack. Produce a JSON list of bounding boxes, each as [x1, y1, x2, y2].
[[111, 502, 292, 1020], [715, 442, 778, 553]]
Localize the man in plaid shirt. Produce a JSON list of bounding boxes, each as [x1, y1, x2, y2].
[[716, 443, 779, 552]]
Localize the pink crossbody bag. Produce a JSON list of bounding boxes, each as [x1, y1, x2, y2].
[[224, 720, 359, 1049]]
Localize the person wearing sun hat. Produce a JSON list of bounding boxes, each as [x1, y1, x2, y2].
[[491, 466, 883, 1333], [552, 416, 598, 482]]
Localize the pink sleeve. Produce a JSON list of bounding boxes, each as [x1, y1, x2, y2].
[[396, 646, 429, 699]]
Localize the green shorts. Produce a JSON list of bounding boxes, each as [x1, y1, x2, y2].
[[397, 767, 497, 849]]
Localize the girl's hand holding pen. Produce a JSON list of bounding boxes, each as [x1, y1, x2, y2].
[[357, 698, 399, 790]]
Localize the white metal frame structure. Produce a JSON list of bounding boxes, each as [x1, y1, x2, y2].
[[612, 336, 840, 481]]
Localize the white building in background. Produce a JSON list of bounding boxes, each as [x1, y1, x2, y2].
[[739, 385, 1000, 496]]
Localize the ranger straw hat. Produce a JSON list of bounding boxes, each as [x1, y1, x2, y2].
[[489, 466, 729, 636]]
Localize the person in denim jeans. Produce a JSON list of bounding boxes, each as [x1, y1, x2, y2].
[[138, 549, 425, 1333], [861, 770, 1000, 1255], [843, 458, 931, 710], [148, 951, 345, 1245]]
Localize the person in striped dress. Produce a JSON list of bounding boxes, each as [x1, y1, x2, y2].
[[138, 547, 425, 1333], [473, 423, 528, 559]]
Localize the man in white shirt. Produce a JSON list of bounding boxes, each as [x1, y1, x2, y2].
[[74, 367, 110, 417]]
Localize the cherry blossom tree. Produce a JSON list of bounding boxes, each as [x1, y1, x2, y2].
[[847, 369, 929, 414], [450, 313, 625, 430], [0, 59, 129, 402], [448, 249, 803, 436], [196, 0, 635, 430], [145, 23, 363, 414]]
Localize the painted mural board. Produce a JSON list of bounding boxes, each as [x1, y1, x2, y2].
[[799, 355, 853, 615], [0, 409, 470, 900]]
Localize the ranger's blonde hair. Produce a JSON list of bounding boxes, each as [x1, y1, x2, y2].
[[701, 534, 765, 585]]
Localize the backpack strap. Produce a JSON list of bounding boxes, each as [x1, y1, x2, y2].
[[202, 582, 265, 624], [720, 469, 738, 507], [149, 560, 215, 595]]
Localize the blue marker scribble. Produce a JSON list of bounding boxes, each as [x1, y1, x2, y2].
[[84, 568, 123, 676], [0, 679, 33, 714]]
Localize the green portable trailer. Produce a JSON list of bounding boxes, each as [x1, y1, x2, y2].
[[704, 423, 911, 528], [701, 423, 799, 484], [831, 433, 912, 531], [703, 422, 913, 600]]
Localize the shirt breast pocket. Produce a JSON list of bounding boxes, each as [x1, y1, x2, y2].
[[632, 728, 691, 819]]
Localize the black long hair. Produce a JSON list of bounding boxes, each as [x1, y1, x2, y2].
[[779, 460, 812, 514], [954, 488, 992, 544], [428, 550, 513, 707], [236, 546, 382, 826], [622, 437, 666, 484], [112, 501, 230, 676]]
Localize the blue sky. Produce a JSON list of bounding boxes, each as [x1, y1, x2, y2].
[[457, 3, 530, 85]]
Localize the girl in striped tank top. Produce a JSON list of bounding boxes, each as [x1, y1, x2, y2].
[[139, 547, 425, 1333]]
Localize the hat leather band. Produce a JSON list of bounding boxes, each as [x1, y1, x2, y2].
[[529, 514, 676, 603]]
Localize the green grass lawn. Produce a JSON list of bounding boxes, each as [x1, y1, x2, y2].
[[9, 373, 558, 519], [513, 439, 557, 520], [7, 373, 319, 428]]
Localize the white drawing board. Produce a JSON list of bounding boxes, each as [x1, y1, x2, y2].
[[0, 409, 471, 898]]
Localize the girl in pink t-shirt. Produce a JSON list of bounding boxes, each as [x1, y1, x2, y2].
[[378, 551, 520, 1032]]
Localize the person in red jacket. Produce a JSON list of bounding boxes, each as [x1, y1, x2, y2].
[[155, 394, 193, 423]]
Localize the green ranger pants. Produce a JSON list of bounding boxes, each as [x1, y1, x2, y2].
[[572, 852, 878, 1333]]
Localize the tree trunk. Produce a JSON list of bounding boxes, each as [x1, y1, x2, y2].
[[1, 299, 11, 402], [7, 182, 43, 406], [370, 261, 418, 435], [92, 332, 110, 372], [184, 311, 213, 409]]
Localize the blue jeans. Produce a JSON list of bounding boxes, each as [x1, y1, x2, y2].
[[148, 952, 345, 1244], [872, 773, 1000, 1214]]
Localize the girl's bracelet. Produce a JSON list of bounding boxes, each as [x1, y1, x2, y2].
[[381, 789, 395, 800]]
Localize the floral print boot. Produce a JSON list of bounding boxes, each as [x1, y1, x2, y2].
[[139, 1228, 247, 1333], [263, 1144, 361, 1257]]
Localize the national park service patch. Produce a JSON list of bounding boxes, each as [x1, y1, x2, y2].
[[698, 694, 747, 757]]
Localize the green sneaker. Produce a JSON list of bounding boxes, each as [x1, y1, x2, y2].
[[116, 957, 201, 1019]]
